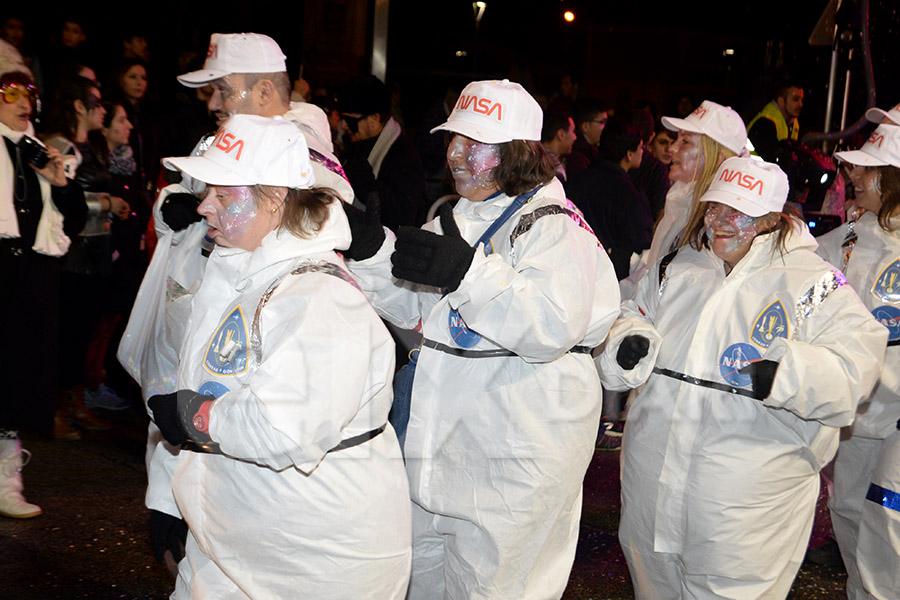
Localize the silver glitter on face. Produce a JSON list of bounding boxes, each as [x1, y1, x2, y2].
[[704, 202, 760, 271], [447, 135, 501, 199], [198, 185, 272, 250], [208, 75, 254, 125], [219, 186, 258, 237], [669, 131, 705, 183]]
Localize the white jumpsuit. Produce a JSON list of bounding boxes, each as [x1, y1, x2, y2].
[[348, 178, 620, 599], [170, 201, 411, 599], [598, 224, 887, 600], [816, 211, 900, 600], [120, 102, 356, 521]]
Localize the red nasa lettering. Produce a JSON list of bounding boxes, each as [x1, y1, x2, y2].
[[718, 168, 765, 195], [867, 131, 885, 148], [456, 94, 503, 121], [207, 43, 218, 59], [213, 130, 245, 160], [692, 106, 708, 120]]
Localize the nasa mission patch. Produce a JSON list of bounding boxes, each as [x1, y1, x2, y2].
[[204, 306, 249, 376], [872, 258, 900, 303], [718, 342, 762, 387], [872, 305, 900, 342], [448, 308, 482, 348], [751, 300, 789, 349]]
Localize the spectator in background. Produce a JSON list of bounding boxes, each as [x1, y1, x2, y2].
[[747, 80, 804, 161], [0, 65, 87, 507], [629, 109, 670, 222], [337, 74, 426, 229], [547, 73, 580, 114], [568, 99, 608, 179], [120, 31, 150, 63], [541, 111, 576, 183], [0, 16, 41, 91], [647, 120, 677, 166], [107, 59, 160, 192], [566, 119, 652, 279], [41, 17, 90, 96]]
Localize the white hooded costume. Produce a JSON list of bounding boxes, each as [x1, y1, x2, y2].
[[817, 211, 900, 600], [598, 223, 886, 599], [348, 176, 620, 598], [170, 198, 411, 599]]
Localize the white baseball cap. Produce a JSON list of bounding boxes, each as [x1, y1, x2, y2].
[[662, 100, 748, 155], [431, 79, 542, 144], [835, 124, 900, 170], [865, 103, 900, 126], [700, 156, 789, 217], [163, 114, 315, 189], [177, 33, 287, 88]]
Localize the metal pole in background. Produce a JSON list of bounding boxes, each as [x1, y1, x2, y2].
[[372, 0, 389, 81]]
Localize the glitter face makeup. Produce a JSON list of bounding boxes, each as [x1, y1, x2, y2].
[[704, 202, 761, 272], [669, 131, 704, 183], [198, 185, 278, 251], [447, 134, 501, 201], [848, 165, 884, 214], [208, 75, 254, 126]]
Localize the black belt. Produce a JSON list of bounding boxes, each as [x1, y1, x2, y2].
[[652, 366, 758, 399], [422, 338, 592, 359], [329, 425, 386, 453], [889, 340, 900, 347], [184, 424, 386, 455]]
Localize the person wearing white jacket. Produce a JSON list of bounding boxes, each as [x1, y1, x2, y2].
[[598, 156, 887, 599], [117, 32, 357, 570], [817, 121, 900, 600], [621, 100, 747, 300], [147, 114, 411, 599], [344, 80, 620, 599]]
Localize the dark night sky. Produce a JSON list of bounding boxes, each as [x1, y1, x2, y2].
[[10, 1, 899, 136]]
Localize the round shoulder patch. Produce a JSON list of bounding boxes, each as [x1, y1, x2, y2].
[[448, 308, 482, 348], [718, 343, 762, 387], [872, 305, 900, 342]]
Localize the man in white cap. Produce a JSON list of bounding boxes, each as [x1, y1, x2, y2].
[[342, 79, 620, 599], [818, 123, 900, 600], [597, 155, 886, 600], [119, 32, 353, 572]]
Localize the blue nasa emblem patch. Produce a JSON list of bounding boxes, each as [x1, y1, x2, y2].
[[751, 300, 789, 348], [204, 306, 249, 376], [448, 308, 482, 348], [718, 343, 762, 387], [872, 258, 900, 303], [872, 305, 900, 342], [198, 381, 230, 398]]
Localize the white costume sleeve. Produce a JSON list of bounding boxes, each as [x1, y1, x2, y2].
[[596, 257, 663, 391], [763, 285, 888, 426], [209, 274, 393, 474], [144, 423, 182, 517], [345, 229, 439, 330], [444, 213, 618, 362]]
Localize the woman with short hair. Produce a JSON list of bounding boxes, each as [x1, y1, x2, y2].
[[149, 114, 411, 599]]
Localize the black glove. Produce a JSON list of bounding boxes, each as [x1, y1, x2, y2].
[[149, 509, 188, 564], [148, 392, 188, 447], [738, 359, 779, 400], [149, 390, 216, 446], [616, 335, 650, 370], [342, 192, 386, 261], [391, 203, 475, 293], [160, 193, 202, 232]]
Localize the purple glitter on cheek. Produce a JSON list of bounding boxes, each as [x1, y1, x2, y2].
[[219, 186, 258, 238], [448, 136, 500, 197]]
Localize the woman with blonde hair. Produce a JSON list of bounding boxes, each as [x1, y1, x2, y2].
[[622, 100, 747, 298], [598, 155, 887, 599]]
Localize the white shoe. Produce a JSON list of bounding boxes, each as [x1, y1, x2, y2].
[[0, 439, 42, 519]]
